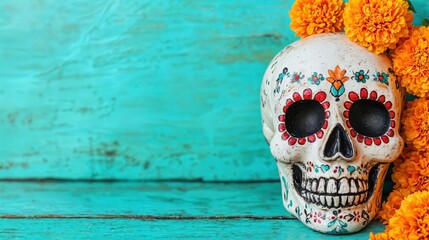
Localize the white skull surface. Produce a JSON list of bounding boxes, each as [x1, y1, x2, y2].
[[260, 33, 404, 234]]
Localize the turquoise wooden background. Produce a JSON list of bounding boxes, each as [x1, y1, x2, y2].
[[0, 0, 428, 181]]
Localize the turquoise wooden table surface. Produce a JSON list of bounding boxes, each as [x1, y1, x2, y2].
[[0, 181, 384, 239], [1, 0, 428, 239], [1, 0, 425, 181], [0, 0, 298, 181]]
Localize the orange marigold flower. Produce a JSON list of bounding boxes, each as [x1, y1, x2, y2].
[[290, 0, 344, 38], [369, 232, 389, 240], [392, 26, 429, 97], [401, 98, 429, 151], [386, 191, 429, 240], [392, 150, 429, 192], [378, 188, 411, 224], [343, 0, 412, 54], [394, 11, 414, 49]]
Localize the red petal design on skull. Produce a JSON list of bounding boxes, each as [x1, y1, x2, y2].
[[350, 129, 357, 137], [308, 135, 316, 143], [370, 91, 378, 100], [346, 120, 351, 128], [288, 138, 297, 145], [293, 92, 302, 101], [385, 101, 392, 110], [278, 123, 286, 132], [314, 92, 327, 102], [316, 130, 324, 139], [374, 137, 382, 146], [322, 102, 330, 110], [286, 99, 294, 106], [357, 134, 364, 143], [387, 129, 394, 137], [391, 121, 396, 128], [378, 95, 386, 103], [389, 111, 396, 119], [364, 137, 372, 146], [303, 89, 312, 100], [343, 111, 349, 118], [349, 92, 359, 101], [325, 111, 331, 118], [278, 115, 285, 122], [344, 101, 353, 109], [381, 136, 389, 143], [282, 132, 290, 140], [323, 120, 328, 129], [283, 105, 288, 113], [298, 138, 306, 145], [360, 88, 368, 99]]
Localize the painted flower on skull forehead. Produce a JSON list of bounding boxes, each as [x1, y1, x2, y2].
[[353, 70, 370, 83], [308, 72, 325, 85], [326, 65, 349, 101]]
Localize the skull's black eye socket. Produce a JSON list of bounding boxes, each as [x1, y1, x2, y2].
[[285, 100, 325, 138], [349, 100, 390, 137]]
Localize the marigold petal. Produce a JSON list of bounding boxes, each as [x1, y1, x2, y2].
[[343, 0, 412, 54], [400, 98, 429, 151], [290, 0, 345, 38], [386, 191, 429, 240], [392, 26, 429, 97]]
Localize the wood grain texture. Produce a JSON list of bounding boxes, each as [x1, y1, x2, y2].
[[0, 182, 384, 239], [0, 0, 297, 180], [0, 181, 290, 217], [0, 0, 428, 181], [0, 219, 384, 240]]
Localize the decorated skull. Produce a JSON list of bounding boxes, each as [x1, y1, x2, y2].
[[260, 33, 404, 234]]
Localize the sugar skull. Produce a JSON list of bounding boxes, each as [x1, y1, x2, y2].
[[260, 33, 404, 234]]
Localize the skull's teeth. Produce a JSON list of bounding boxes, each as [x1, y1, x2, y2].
[[300, 177, 369, 208], [327, 179, 337, 193]]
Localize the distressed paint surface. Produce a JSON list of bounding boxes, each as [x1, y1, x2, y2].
[[0, 181, 290, 217], [0, 1, 428, 180], [0, 0, 297, 180], [0, 182, 384, 239], [0, 219, 384, 240]]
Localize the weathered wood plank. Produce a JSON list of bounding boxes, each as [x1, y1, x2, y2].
[[0, 0, 296, 180], [0, 219, 384, 240], [0, 181, 385, 239], [1, 1, 428, 181], [0, 181, 292, 217]]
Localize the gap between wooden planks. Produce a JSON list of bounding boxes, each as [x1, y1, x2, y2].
[[0, 215, 292, 220]]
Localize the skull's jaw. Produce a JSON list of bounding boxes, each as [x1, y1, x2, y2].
[[292, 163, 380, 209], [278, 162, 388, 234]]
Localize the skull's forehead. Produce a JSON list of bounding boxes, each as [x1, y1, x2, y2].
[[273, 33, 398, 99]]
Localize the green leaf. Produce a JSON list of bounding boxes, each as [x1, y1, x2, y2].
[[327, 219, 336, 228], [423, 19, 429, 27], [339, 220, 348, 228], [407, 0, 416, 13]]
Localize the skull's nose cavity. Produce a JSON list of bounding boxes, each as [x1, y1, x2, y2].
[[323, 124, 354, 159]]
